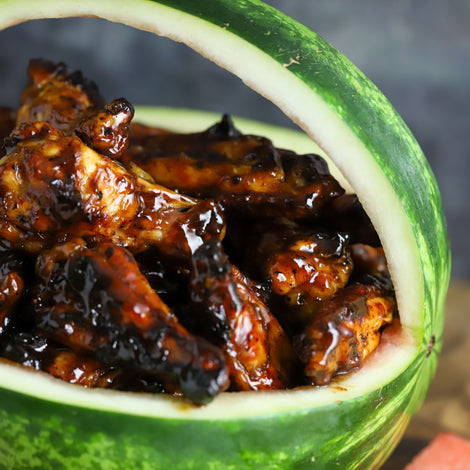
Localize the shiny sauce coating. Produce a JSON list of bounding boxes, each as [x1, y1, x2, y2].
[[0, 59, 397, 404]]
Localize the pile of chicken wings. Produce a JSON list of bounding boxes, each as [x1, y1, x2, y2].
[[0, 59, 397, 405]]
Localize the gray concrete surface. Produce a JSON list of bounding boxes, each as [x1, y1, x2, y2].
[[0, 1, 467, 277]]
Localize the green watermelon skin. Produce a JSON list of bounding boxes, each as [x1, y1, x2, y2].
[[0, 354, 430, 470], [0, 0, 450, 469]]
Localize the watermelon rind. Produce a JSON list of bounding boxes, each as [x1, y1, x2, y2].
[[0, 1, 450, 469]]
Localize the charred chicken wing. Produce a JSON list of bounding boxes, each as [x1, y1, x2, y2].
[[16, 58, 134, 159], [226, 218, 353, 334], [0, 121, 224, 257], [0, 331, 172, 393], [17, 58, 104, 131], [0, 59, 399, 403], [33, 239, 229, 404], [190, 238, 299, 390], [122, 115, 344, 218], [294, 281, 396, 386], [75, 97, 134, 159]]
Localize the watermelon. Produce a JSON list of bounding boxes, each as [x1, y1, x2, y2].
[[0, 0, 450, 469], [405, 433, 470, 470]]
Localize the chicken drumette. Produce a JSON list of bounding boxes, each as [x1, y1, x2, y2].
[[294, 280, 396, 385], [190, 238, 300, 390], [32, 239, 229, 404], [0, 120, 224, 258], [121, 114, 344, 218], [17, 58, 134, 159], [225, 218, 353, 334]]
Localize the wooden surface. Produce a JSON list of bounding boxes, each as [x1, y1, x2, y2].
[[383, 280, 470, 469]]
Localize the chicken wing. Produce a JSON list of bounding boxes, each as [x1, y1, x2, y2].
[[0, 331, 123, 388], [46, 349, 178, 393], [0, 121, 224, 257], [46, 349, 124, 388], [253, 220, 352, 301], [122, 114, 344, 218], [0, 330, 172, 393], [294, 280, 396, 386], [190, 238, 300, 391], [32, 239, 229, 404], [17, 58, 104, 131], [16, 59, 134, 160], [225, 218, 353, 334], [75, 97, 134, 159]]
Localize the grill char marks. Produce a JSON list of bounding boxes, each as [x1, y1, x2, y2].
[[0, 58, 398, 403], [122, 114, 344, 218], [33, 240, 229, 405]]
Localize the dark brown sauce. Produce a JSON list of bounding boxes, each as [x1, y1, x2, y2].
[[0, 59, 398, 405]]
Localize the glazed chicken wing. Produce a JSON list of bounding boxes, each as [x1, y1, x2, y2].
[[0, 332, 123, 388], [17, 58, 134, 159], [45, 349, 175, 393], [190, 238, 300, 391], [0, 330, 173, 393], [46, 349, 127, 389], [32, 239, 229, 404], [17, 58, 104, 131], [242, 219, 352, 300], [75, 97, 134, 159], [294, 280, 396, 386], [226, 218, 353, 334], [122, 115, 344, 218], [0, 121, 224, 257]]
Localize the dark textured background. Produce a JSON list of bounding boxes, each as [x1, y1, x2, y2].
[[0, 0, 467, 277]]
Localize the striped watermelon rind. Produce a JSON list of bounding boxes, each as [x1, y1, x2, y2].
[[0, 1, 450, 468]]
